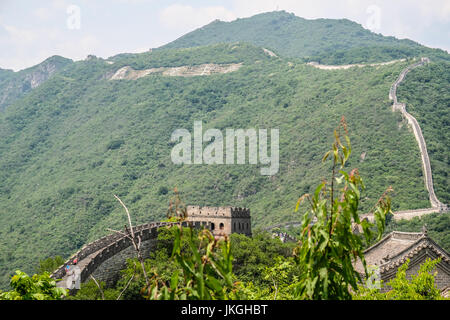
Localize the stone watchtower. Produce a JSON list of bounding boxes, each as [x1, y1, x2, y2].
[[186, 206, 251, 237]]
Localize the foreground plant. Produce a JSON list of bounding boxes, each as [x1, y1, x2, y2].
[[293, 117, 392, 300], [0, 270, 67, 300], [354, 258, 447, 300], [143, 189, 242, 300]]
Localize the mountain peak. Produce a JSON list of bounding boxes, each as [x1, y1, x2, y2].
[[0, 55, 73, 111], [161, 10, 445, 63]]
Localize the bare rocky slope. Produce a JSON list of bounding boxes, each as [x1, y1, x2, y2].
[[0, 56, 73, 112]]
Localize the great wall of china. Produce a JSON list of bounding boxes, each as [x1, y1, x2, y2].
[[51, 206, 251, 289], [51, 221, 212, 288], [311, 57, 448, 220], [51, 58, 448, 289], [389, 57, 446, 211]]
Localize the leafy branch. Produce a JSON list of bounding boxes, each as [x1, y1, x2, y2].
[[293, 118, 392, 300]]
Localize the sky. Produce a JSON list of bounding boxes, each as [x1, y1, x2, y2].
[[0, 0, 449, 71]]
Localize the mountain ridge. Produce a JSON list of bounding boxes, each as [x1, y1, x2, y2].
[[161, 10, 449, 63]]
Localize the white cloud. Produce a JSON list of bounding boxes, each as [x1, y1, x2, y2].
[[112, 0, 154, 3], [51, 0, 70, 10], [0, 21, 101, 70], [160, 4, 236, 31], [38, 34, 100, 61], [3, 25, 38, 44], [230, 0, 450, 22], [34, 7, 53, 20]]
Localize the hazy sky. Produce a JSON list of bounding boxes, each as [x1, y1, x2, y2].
[[1, 0, 449, 71]]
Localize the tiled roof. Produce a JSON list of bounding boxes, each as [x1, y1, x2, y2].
[[354, 231, 450, 275]]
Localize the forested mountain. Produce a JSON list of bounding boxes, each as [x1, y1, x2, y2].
[[0, 11, 448, 289], [162, 11, 449, 64]]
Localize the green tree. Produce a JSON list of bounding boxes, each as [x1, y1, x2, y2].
[[229, 231, 295, 285], [261, 256, 298, 300], [0, 270, 67, 300], [353, 258, 447, 300], [385, 258, 444, 300], [67, 279, 119, 300], [37, 256, 65, 274], [292, 118, 392, 300]]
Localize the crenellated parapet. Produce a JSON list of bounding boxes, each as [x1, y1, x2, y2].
[[231, 207, 251, 218]]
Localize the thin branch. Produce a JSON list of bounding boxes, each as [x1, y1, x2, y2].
[[90, 275, 105, 300], [107, 228, 133, 244], [114, 194, 135, 240], [273, 278, 278, 301], [107, 228, 128, 238], [330, 151, 336, 235], [114, 194, 149, 287]]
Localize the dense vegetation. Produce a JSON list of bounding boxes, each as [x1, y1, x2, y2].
[[162, 11, 449, 64], [354, 258, 446, 300], [66, 228, 296, 300], [0, 130, 446, 300], [0, 270, 67, 300], [3, 230, 445, 300], [396, 61, 450, 204], [0, 11, 448, 290]]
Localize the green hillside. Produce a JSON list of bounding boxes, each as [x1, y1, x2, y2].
[[0, 42, 435, 288], [161, 11, 449, 64]]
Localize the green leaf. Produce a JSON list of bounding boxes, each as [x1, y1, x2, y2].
[[170, 270, 179, 291]]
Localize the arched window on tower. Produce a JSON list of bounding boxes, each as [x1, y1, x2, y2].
[[219, 223, 224, 230], [211, 223, 215, 231]]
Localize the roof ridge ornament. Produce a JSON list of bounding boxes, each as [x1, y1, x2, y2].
[[422, 224, 428, 236]]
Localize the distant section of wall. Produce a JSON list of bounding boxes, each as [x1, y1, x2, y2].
[[109, 63, 243, 80]]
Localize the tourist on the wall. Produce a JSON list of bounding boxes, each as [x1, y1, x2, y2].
[[66, 259, 81, 290]]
